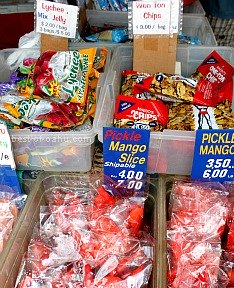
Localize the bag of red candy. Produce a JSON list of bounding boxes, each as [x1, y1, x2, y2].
[[167, 180, 231, 287], [15, 174, 155, 288]]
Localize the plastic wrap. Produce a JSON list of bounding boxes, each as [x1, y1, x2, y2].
[[0, 191, 27, 254], [15, 174, 155, 288], [167, 180, 230, 288]]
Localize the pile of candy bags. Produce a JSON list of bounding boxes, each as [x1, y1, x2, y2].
[[15, 175, 155, 288], [0, 48, 108, 130], [167, 180, 234, 287]]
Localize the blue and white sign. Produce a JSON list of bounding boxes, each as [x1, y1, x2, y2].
[[103, 127, 150, 192], [191, 129, 234, 182], [0, 124, 21, 193]]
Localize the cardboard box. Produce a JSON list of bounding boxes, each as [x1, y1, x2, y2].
[[133, 35, 177, 74]]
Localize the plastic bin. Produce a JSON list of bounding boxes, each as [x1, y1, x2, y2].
[[82, 10, 216, 46], [158, 174, 234, 287], [93, 45, 234, 175], [0, 47, 111, 171], [183, 0, 205, 15], [0, 171, 159, 288]]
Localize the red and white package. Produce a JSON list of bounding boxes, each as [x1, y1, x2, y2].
[[114, 94, 169, 131]]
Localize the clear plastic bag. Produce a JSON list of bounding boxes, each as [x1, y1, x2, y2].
[[167, 180, 230, 288], [15, 175, 154, 287], [0, 191, 27, 254]]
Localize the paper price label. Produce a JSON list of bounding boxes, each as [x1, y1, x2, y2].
[[103, 127, 150, 193], [191, 129, 234, 182], [36, 0, 78, 38], [132, 0, 171, 35], [0, 124, 16, 169]]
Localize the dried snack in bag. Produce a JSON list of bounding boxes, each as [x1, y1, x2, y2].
[[114, 94, 168, 131], [15, 175, 154, 288], [32, 49, 96, 104], [133, 72, 219, 107], [166, 100, 234, 131], [121, 70, 151, 98]]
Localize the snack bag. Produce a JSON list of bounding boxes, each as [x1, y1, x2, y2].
[[217, 80, 233, 104], [114, 94, 168, 131], [166, 100, 234, 131], [167, 180, 230, 288], [121, 70, 151, 98], [192, 50, 234, 89], [131, 51, 234, 107], [33, 49, 96, 104], [0, 191, 27, 254], [2, 96, 84, 129], [16, 175, 154, 288], [86, 48, 108, 119], [133, 72, 219, 107]]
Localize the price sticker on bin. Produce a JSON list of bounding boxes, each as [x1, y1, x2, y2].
[[191, 129, 234, 182], [103, 127, 150, 193]]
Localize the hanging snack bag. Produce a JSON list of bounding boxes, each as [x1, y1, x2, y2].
[[114, 94, 168, 131], [32, 48, 96, 104]]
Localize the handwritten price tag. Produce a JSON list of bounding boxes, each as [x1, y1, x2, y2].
[[36, 0, 78, 38], [132, 0, 171, 35], [0, 124, 16, 169]]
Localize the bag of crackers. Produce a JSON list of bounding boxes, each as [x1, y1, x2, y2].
[[114, 51, 234, 131]]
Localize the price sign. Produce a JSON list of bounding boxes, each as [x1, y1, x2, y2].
[[132, 0, 171, 35], [36, 0, 78, 38], [191, 129, 234, 182], [0, 124, 16, 169], [0, 124, 21, 193], [103, 127, 150, 192]]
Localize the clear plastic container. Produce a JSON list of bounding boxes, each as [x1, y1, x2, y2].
[[0, 172, 159, 288], [82, 10, 216, 46], [93, 45, 234, 175], [0, 47, 111, 171]]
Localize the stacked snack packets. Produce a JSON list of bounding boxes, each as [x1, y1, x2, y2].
[[167, 180, 230, 287], [114, 51, 234, 131], [0, 48, 108, 130], [15, 176, 154, 288]]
